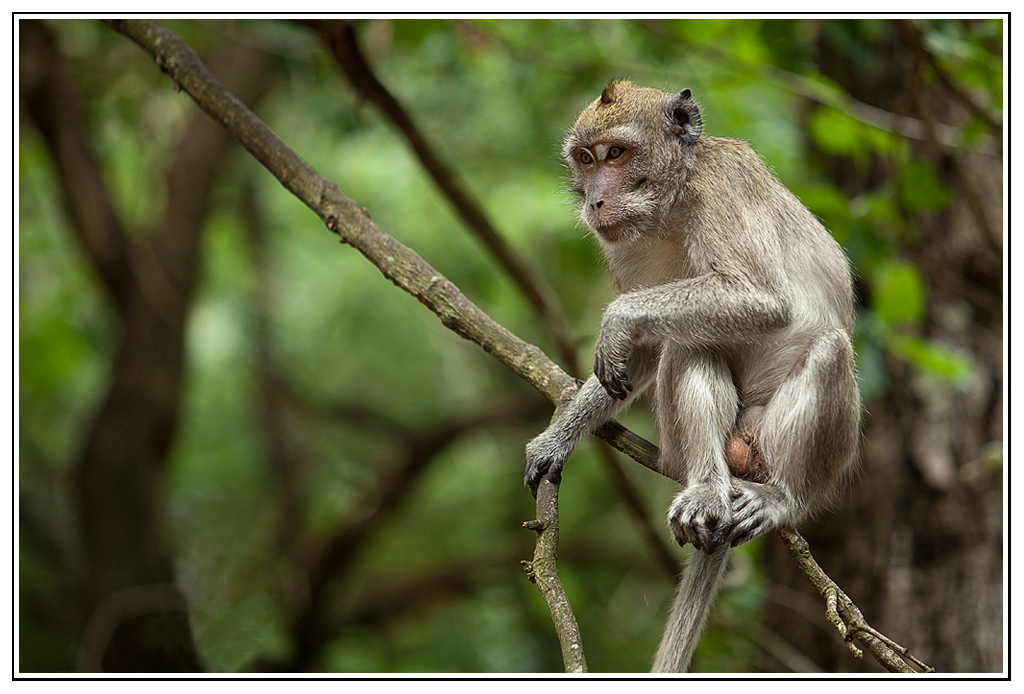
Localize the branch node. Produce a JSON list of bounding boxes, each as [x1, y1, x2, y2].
[[520, 560, 537, 584], [523, 519, 546, 532]]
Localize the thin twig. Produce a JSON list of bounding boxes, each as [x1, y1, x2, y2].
[[775, 526, 935, 673]]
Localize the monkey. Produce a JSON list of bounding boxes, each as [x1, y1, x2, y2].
[[524, 80, 860, 672]]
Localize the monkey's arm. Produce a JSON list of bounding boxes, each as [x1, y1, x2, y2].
[[594, 274, 790, 399], [525, 343, 660, 494]]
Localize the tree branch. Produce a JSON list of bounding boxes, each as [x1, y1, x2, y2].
[[522, 479, 587, 673], [298, 18, 677, 586], [21, 19, 133, 311], [103, 18, 655, 466], [775, 526, 935, 673]]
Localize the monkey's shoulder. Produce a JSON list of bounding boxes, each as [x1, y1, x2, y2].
[[686, 136, 832, 238]]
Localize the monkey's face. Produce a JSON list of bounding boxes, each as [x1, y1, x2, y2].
[[566, 137, 658, 242], [563, 81, 697, 244]]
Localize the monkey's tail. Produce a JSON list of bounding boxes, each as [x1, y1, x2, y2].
[[651, 544, 731, 673]]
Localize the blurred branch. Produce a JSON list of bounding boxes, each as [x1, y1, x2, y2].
[[20, 19, 133, 312], [103, 18, 658, 469], [889, 20, 1002, 257], [299, 18, 581, 375], [597, 445, 679, 580], [637, 20, 1000, 158], [306, 19, 685, 600], [23, 18, 271, 672], [243, 183, 305, 553], [105, 18, 639, 675], [777, 66, 1000, 158], [263, 398, 535, 671], [344, 556, 517, 625], [80, 583, 190, 672], [893, 19, 1002, 134]]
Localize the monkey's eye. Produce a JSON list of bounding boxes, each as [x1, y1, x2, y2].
[[607, 145, 626, 160], [579, 150, 594, 166]]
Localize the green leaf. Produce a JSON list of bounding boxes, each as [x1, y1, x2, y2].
[[871, 261, 927, 327], [807, 107, 861, 158], [888, 334, 975, 385], [898, 160, 953, 211]]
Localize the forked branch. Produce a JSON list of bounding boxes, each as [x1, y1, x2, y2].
[[776, 526, 934, 673]]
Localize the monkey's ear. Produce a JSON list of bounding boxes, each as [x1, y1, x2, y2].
[[669, 89, 703, 146]]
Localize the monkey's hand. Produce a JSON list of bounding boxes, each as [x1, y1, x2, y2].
[[593, 301, 640, 400], [524, 428, 574, 496], [727, 480, 796, 547], [667, 484, 733, 554]]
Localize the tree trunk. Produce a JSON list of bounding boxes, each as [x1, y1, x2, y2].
[[21, 19, 272, 671]]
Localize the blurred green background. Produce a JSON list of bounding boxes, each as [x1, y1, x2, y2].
[[19, 18, 1004, 673]]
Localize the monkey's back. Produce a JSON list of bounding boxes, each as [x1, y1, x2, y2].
[[685, 136, 855, 335], [682, 137, 855, 406]]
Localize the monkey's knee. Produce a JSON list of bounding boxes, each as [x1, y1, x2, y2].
[[788, 328, 854, 383]]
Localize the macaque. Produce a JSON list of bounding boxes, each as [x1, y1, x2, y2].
[[524, 81, 859, 672]]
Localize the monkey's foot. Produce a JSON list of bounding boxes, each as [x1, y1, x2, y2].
[[728, 479, 794, 547], [667, 484, 733, 554]]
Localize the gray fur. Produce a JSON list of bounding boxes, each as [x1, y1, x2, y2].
[[651, 546, 730, 673]]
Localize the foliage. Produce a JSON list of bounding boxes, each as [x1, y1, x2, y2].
[[18, 18, 1002, 672]]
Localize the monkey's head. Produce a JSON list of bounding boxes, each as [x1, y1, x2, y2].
[[563, 80, 703, 243]]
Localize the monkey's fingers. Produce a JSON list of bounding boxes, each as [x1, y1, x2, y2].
[[525, 434, 569, 495], [728, 481, 790, 546], [728, 514, 774, 548], [524, 458, 563, 496], [670, 522, 725, 555], [524, 466, 544, 496], [593, 357, 633, 400]]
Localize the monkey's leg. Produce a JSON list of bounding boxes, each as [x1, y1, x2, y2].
[[659, 348, 739, 554], [728, 328, 859, 546]]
